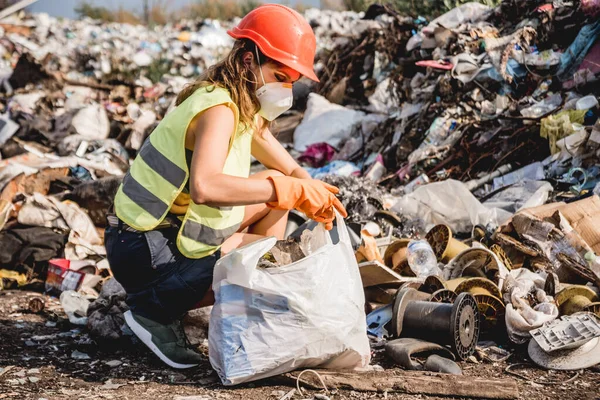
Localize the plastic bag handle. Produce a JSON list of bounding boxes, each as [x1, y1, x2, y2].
[[333, 209, 350, 244]]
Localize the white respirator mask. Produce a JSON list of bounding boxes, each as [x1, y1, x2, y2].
[[254, 48, 293, 121]]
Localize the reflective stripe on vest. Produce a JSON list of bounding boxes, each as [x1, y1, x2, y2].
[[181, 218, 241, 246], [121, 171, 168, 220], [138, 139, 186, 188]]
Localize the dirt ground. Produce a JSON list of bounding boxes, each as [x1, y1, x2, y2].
[[1, 290, 599, 400]]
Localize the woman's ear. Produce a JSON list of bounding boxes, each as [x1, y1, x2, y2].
[[242, 51, 254, 68]]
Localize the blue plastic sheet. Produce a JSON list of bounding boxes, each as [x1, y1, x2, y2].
[[69, 166, 93, 181], [477, 59, 527, 83], [557, 21, 600, 81], [305, 160, 360, 179]]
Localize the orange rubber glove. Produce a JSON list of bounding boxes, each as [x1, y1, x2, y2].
[[267, 176, 347, 230]]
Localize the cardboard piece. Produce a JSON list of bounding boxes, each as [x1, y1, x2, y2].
[[355, 231, 385, 265], [518, 195, 600, 254], [359, 260, 421, 288], [0, 199, 11, 231]]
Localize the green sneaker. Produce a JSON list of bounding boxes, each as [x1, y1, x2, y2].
[[124, 310, 203, 369]]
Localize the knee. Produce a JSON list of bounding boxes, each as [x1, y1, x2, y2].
[[268, 207, 288, 217]]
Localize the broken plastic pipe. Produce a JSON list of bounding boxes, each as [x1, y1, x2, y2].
[[465, 164, 513, 191]]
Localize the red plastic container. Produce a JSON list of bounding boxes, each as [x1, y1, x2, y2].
[[45, 259, 85, 294]]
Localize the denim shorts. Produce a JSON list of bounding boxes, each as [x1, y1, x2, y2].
[[104, 222, 220, 324]]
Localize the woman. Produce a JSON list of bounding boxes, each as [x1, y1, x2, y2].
[[104, 4, 347, 369]]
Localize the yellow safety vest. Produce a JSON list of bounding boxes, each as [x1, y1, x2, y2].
[[114, 86, 253, 259]]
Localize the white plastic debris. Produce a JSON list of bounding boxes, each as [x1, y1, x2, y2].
[[503, 269, 559, 344], [105, 360, 123, 367], [492, 162, 546, 190], [423, 2, 491, 34], [392, 179, 512, 233], [575, 95, 599, 110], [71, 350, 91, 360], [64, 86, 95, 111], [126, 103, 141, 120], [294, 93, 366, 152], [9, 91, 45, 113], [60, 291, 91, 326], [484, 180, 553, 214], [194, 21, 234, 49], [0, 113, 20, 147], [132, 51, 153, 67], [408, 115, 462, 165], [520, 93, 562, 118], [531, 314, 600, 353], [556, 127, 589, 154], [71, 103, 110, 140], [368, 78, 399, 113], [126, 109, 157, 150]]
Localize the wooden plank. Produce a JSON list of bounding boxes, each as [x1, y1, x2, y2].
[[288, 370, 519, 400], [62, 76, 115, 91], [0, 167, 69, 202], [0, 23, 32, 36], [358, 260, 421, 288]]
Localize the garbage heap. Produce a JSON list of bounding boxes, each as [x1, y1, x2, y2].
[[0, 12, 235, 293], [294, 2, 600, 207], [289, 1, 600, 375], [0, 1, 599, 379]]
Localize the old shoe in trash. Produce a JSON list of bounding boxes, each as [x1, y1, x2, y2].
[[124, 310, 203, 369]]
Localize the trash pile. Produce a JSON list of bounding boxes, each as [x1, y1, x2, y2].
[[295, 1, 600, 216], [0, 12, 238, 342], [0, 12, 236, 294], [289, 0, 600, 387], [0, 1, 598, 395]]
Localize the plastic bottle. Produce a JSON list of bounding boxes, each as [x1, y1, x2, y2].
[[575, 95, 599, 111], [406, 240, 439, 277]]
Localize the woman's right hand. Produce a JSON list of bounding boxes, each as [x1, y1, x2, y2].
[[266, 176, 347, 229]]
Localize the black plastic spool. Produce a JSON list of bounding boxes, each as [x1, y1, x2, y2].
[[392, 287, 481, 360]]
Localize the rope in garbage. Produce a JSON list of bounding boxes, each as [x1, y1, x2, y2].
[[505, 363, 581, 385], [296, 369, 330, 397]]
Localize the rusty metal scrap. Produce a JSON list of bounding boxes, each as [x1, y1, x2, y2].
[[557, 253, 600, 289]]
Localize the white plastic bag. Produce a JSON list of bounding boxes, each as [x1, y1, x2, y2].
[[209, 212, 371, 385], [484, 180, 553, 213], [71, 103, 110, 140], [423, 3, 491, 34], [502, 269, 558, 343], [392, 179, 513, 233], [293, 93, 366, 152]]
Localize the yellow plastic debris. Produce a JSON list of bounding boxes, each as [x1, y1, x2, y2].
[[0, 269, 28, 288], [540, 109, 587, 154], [178, 31, 192, 42]]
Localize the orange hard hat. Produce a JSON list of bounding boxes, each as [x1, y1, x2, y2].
[[227, 4, 319, 82]]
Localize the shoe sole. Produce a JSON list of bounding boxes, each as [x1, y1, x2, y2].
[[124, 310, 198, 369]]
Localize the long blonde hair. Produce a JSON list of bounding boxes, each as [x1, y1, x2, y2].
[[176, 39, 269, 133]]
